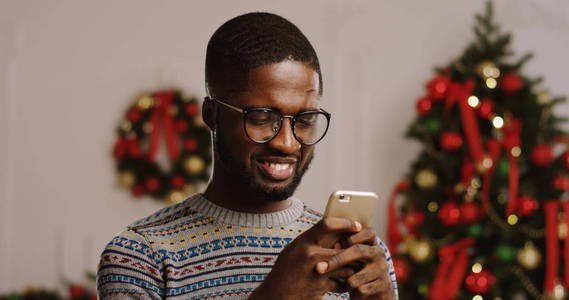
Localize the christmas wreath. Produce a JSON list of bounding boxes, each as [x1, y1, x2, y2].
[[112, 90, 211, 203]]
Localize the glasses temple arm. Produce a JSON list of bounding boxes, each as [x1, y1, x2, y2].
[[212, 98, 244, 113]]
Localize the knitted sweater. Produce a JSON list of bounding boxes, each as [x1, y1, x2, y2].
[[97, 194, 398, 299]]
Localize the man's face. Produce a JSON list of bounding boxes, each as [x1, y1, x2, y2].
[[214, 60, 321, 202]]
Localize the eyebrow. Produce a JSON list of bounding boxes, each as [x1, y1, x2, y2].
[[244, 105, 322, 114]]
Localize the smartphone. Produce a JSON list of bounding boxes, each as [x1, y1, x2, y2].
[[323, 190, 379, 228]]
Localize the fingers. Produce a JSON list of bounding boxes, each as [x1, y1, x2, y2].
[[346, 227, 377, 246], [321, 244, 384, 273], [347, 257, 391, 299], [349, 279, 392, 300], [326, 267, 357, 294], [346, 262, 387, 291], [305, 217, 362, 247], [315, 261, 328, 274], [314, 217, 362, 235]]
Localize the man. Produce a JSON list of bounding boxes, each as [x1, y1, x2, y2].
[[97, 12, 398, 299]]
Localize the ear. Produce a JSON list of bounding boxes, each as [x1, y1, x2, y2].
[[202, 97, 216, 131]]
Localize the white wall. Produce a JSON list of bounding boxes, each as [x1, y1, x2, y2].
[[1, 0, 568, 292]]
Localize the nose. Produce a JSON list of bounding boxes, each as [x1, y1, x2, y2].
[[268, 117, 301, 154]]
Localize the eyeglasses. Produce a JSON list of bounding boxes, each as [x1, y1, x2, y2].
[[209, 97, 331, 146]]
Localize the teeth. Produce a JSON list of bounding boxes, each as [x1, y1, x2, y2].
[[268, 163, 290, 171]]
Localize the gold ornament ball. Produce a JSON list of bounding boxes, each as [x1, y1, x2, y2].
[[407, 238, 432, 263], [118, 171, 135, 188], [184, 184, 196, 195], [517, 242, 541, 270], [477, 61, 500, 79], [120, 119, 132, 132], [415, 169, 438, 189], [537, 90, 552, 105], [194, 116, 207, 128], [454, 183, 465, 193], [137, 95, 154, 110], [185, 155, 205, 175], [166, 190, 186, 204], [559, 222, 568, 239]]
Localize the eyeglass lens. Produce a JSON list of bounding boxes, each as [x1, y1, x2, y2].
[[244, 110, 328, 145]]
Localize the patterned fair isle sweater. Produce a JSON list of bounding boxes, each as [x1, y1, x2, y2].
[[97, 194, 398, 299]]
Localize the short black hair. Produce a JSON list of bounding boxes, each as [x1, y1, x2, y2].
[[205, 12, 322, 99]]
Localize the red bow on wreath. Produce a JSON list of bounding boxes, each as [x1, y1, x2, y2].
[[148, 91, 180, 162]]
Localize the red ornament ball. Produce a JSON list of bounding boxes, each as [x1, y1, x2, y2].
[[531, 144, 554, 166], [477, 98, 495, 118], [403, 211, 426, 233], [176, 120, 189, 132], [131, 184, 145, 197], [517, 195, 539, 217], [184, 138, 199, 152], [69, 285, 87, 298], [126, 108, 141, 123], [416, 97, 432, 116], [113, 138, 129, 159], [562, 151, 569, 170], [553, 175, 569, 191], [440, 131, 463, 151], [465, 270, 496, 294], [186, 103, 199, 116], [171, 175, 185, 189], [500, 72, 523, 95], [127, 139, 143, 158], [393, 258, 411, 283], [427, 75, 450, 99], [438, 202, 461, 226], [396, 180, 410, 190], [460, 202, 481, 224], [145, 177, 161, 192]]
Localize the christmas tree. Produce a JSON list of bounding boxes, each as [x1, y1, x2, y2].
[[388, 3, 569, 299]]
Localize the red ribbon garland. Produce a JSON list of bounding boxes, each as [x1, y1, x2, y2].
[[482, 119, 522, 216], [544, 201, 560, 294], [481, 140, 498, 212], [543, 201, 569, 294], [460, 158, 475, 187], [387, 180, 410, 252], [147, 91, 180, 162], [564, 201, 569, 288], [428, 238, 475, 300], [456, 80, 485, 165], [502, 118, 521, 216]]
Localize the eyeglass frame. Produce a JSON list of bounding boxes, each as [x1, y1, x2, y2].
[[206, 97, 331, 146]]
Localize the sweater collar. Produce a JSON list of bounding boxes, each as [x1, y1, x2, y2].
[[188, 193, 305, 227]]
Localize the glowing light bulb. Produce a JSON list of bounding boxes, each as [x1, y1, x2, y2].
[[468, 96, 480, 108], [486, 78, 497, 89], [472, 263, 482, 273], [492, 116, 504, 129]]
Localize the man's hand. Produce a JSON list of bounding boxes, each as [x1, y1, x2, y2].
[[317, 227, 394, 300], [249, 217, 363, 300]]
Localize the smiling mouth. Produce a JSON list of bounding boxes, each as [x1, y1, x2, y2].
[[256, 158, 297, 181]]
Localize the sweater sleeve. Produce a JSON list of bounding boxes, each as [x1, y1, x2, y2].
[[377, 237, 399, 300], [97, 229, 164, 300]]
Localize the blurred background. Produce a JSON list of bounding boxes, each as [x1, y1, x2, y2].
[[1, 0, 569, 295]]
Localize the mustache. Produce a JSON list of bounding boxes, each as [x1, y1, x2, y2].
[[253, 151, 301, 161]]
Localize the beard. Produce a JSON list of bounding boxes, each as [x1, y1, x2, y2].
[[213, 129, 313, 202]]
